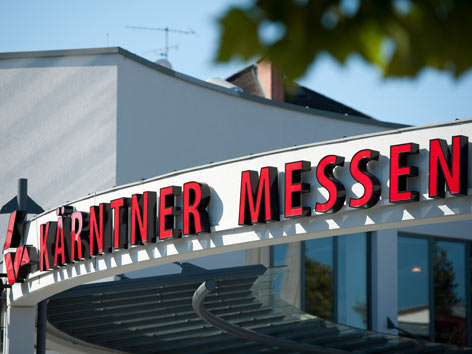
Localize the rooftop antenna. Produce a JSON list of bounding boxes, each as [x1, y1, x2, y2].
[[141, 44, 179, 57], [125, 25, 197, 60], [106, 33, 109, 47]]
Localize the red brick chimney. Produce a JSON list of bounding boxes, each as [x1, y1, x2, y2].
[[257, 60, 285, 102]]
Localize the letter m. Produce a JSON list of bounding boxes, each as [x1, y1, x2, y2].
[[238, 167, 279, 226]]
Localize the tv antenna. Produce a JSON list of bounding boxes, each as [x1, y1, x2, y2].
[[126, 25, 197, 60], [142, 45, 179, 58]]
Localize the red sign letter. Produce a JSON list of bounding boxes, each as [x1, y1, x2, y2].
[[349, 149, 381, 209], [183, 182, 211, 235], [131, 192, 157, 245], [315, 155, 346, 213], [284, 161, 311, 218], [238, 167, 279, 226], [40, 222, 57, 271], [110, 198, 130, 250], [89, 203, 112, 256], [70, 212, 90, 261], [159, 186, 182, 239], [54, 217, 71, 266], [429, 136, 468, 198], [390, 143, 419, 203]]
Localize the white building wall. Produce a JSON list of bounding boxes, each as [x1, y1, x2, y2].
[[0, 54, 118, 245], [115, 55, 389, 185]]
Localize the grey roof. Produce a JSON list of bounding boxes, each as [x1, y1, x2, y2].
[[47, 264, 470, 353], [283, 82, 373, 119], [226, 64, 374, 119]]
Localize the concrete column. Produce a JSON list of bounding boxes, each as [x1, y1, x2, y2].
[[279, 242, 302, 309], [4, 305, 36, 354], [246, 246, 272, 267], [371, 229, 398, 334]]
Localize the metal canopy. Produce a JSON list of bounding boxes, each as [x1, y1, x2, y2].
[[47, 265, 471, 353]]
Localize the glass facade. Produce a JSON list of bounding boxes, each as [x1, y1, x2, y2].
[[397, 237, 430, 339], [305, 237, 334, 321], [337, 234, 368, 329], [274, 231, 472, 347], [274, 233, 369, 329], [273, 243, 288, 295], [434, 241, 467, 345], [398, 234, 470, 346]]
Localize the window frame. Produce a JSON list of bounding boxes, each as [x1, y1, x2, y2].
[[398, 232, 471, 345]]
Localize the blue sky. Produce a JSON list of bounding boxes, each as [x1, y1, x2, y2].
[[1, 0, 471, 127]]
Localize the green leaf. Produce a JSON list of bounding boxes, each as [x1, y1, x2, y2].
[[215, 0, 472, 80], [215, 8, 262, 62]]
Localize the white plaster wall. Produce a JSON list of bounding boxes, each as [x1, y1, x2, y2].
[[0, 54, 118, 246], [115, 56, 388, 185]]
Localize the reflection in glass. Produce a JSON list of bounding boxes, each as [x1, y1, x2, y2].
[[337, 233, 367, 329], [305, 237, 334, 321], [273, 243, 288, 295], [398, 236, 430, 339], [434, 241, 466, 345]]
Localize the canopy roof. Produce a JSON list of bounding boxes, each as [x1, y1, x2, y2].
[[47, 264, 470, 353]]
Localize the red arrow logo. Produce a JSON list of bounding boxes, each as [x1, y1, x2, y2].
[[3, 211, 33, 284]]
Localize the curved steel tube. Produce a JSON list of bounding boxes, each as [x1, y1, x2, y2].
[[192, 280, 347, 354]]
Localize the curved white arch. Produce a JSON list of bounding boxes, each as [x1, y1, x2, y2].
[[9, 119, 472, 306]]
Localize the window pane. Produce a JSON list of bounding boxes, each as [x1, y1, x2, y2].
[[273, 243, 288, 295], [305, 237, 334, 321], [434, 241, 466, 345], [337, 233, 367, 329], [398, 236, 430, 339]]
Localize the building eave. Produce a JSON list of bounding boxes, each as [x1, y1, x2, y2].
[[0, 47, 408, 130]]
